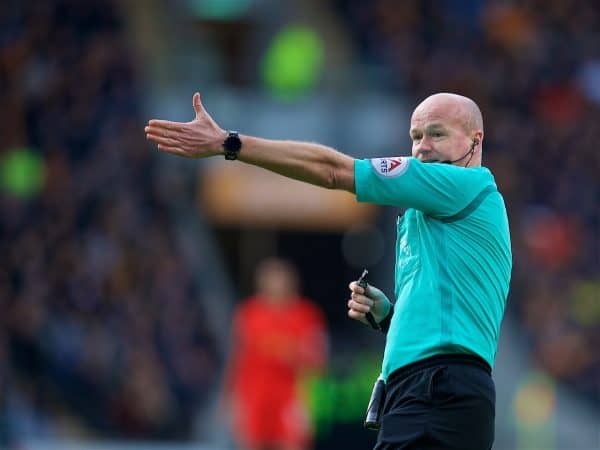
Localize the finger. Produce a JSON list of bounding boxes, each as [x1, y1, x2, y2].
[[351, 293, 374, 306], [348, 299, 371, 313], [145, 127, 188, 143], [348, 282, 364, 294], [146, 133, 181, 147], [145, 125, 166, 135], [157, 144, 188, 157], [348, 309, 367, 322], [145, 126, 185, 139], [193, 92, 205, 119], [146, 133, 172, 144], [147, 120, 186, 131]]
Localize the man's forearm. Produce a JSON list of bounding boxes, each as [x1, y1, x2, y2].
[[145, 92, 356, 192], [238, 136, 356, 193]]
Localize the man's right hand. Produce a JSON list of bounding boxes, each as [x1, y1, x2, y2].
[[145, 92, 225, 158], [347, 281, 391, 326]]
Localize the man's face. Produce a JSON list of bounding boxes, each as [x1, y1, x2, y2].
[[257, 263, 298, 304], [409, 100, 475, 164]]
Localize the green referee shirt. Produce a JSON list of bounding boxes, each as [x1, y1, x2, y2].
[[354, 157, 512, 380]]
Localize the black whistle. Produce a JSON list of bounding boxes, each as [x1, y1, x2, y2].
[[357, 269, 380, 330]]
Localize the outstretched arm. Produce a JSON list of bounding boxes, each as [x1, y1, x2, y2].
[[145, 92, 356, 192]]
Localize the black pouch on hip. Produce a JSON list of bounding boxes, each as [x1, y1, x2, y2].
[[364, 377, 386, 430]]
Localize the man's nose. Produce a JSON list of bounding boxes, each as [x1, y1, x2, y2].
[[414, 139, 435, 161], [415, 136, 433, 153], [416, 135, 432, 149]]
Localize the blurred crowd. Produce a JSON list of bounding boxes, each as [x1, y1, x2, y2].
[[336, 0, 599, 405], [0, 0, 219, 444]]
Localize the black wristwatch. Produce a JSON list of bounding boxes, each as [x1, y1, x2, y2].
[[223, 131, 242, 160]]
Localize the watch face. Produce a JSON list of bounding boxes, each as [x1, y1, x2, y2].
[[225, 134, 241, 152]]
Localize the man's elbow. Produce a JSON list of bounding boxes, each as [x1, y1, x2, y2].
[[327, 167, 355, 193]]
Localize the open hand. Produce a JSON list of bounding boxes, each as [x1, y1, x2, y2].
[[145, 92, 225, 158]]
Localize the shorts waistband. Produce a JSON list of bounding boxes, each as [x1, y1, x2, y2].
[[387, 354, 491, 385]]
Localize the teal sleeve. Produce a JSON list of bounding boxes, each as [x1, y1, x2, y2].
[[354, 157, 495, 218]]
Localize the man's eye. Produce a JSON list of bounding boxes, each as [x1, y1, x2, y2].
[[432, 132, 444, 138]]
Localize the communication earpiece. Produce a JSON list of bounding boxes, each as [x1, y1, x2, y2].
[[441, 137, 479, 166]]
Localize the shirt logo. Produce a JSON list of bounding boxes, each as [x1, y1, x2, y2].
[[370, 157, 410, 178]]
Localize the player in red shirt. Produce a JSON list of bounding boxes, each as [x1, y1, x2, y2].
[[225, 258, 328, 450]]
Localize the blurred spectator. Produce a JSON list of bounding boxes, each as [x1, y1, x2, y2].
[[224, 258, 328, 450]]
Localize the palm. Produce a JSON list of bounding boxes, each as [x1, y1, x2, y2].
[[145, 92, 224, 158]]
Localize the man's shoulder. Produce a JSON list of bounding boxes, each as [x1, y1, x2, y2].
[[237, 296, 264, 314], [293, 298, 325, 319]]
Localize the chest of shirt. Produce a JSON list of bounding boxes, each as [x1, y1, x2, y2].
[[396, 209, 426, 259]]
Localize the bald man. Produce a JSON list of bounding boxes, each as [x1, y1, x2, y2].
[[145, 92, 512, 450]]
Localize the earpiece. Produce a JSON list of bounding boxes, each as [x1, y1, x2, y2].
[[442, 137, 479, 166]]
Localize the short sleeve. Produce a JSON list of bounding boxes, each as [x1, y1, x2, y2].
[[354, 157, 495, 218]]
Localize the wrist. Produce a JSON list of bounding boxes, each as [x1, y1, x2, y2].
[[378, 299, 392, 322], [212, 130, 227, 156]]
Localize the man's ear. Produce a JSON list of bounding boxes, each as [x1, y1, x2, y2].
[[473, 131, 484, 146]]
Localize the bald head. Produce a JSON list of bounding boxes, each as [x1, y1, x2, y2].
[[409, 93, 485, 167], [413, 93, 483, 133]]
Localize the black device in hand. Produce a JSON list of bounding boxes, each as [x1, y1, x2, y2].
[[357, 269, 380, 331], [364, 377, 385, 430], [359, 269, 386, 431]]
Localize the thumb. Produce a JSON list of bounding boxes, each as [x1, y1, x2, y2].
[[193, 92, 204, 119]]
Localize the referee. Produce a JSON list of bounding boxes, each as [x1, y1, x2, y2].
[[145, 92, 512, 450]]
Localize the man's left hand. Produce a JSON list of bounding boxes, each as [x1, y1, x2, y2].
[[145, 92, 225, 158]]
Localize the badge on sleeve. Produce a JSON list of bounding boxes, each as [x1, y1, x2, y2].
[[370, 157, 410, 177]]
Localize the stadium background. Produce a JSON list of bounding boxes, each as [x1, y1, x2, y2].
[[0, 0, 598, 449]]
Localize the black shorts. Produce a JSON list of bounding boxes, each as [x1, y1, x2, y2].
[[374, 354, 495, 450]]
